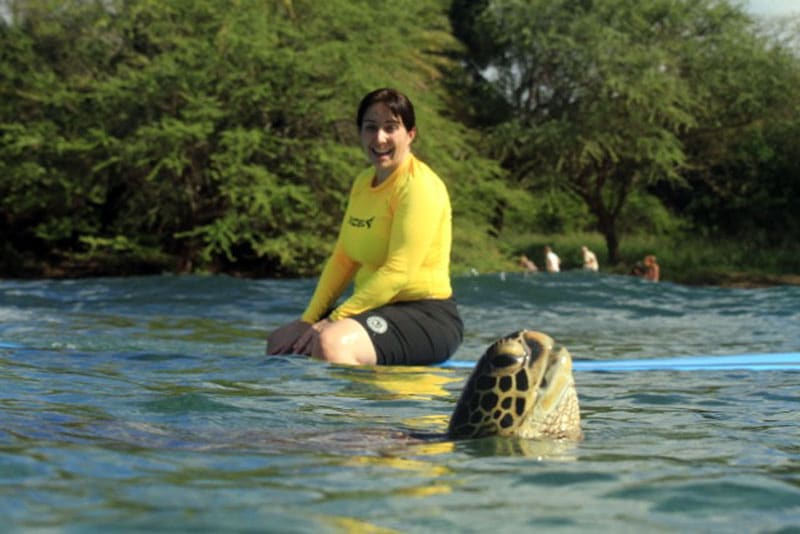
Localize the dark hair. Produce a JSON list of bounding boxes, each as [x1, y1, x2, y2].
[[356, 88, 416, 132]]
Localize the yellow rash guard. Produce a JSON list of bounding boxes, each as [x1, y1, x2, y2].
[[301, 154, 453, 323]]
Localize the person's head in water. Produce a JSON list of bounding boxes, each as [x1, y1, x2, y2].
[[357, 88, 417, 182]]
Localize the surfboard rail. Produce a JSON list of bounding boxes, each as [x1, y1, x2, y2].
[[3, 340, 798, 371], [439, 352, 800, 371]]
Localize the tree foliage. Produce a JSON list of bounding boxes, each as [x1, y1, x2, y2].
[[1, 0, 798, 278], [449, 0, 800, 263], [0, 0, 506, 276]]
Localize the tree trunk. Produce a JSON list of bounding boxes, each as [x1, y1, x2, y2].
[[596, 211, 621, 265]]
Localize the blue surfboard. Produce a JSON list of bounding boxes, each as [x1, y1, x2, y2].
[[3, 339, 798, 371], [439, 352, 800, 371]]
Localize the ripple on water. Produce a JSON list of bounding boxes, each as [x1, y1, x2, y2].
[[1, 274, 799, 532]]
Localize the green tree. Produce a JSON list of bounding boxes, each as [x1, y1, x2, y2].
[[672, 12, 800, 245], [1, 0, 505, 277], [2, 0, 337, 275], [450, 0, 799, 263]]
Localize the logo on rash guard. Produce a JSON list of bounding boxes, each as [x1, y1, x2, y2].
[[366, 315, 388, 334], [348, 216, 374, 229]]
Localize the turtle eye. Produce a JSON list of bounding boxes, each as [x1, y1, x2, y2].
[[490, 354, 522, 369], [520, 331, 549, 359]]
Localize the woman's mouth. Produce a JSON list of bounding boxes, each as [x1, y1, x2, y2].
[[372, 147, 393, 159]]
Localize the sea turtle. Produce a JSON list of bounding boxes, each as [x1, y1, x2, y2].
[[447, 329, 582, 441]]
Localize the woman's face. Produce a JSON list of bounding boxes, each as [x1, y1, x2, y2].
[[360, 103, 416, 182]]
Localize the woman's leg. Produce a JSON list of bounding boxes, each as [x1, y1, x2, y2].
[[312, 318, 378, 365]]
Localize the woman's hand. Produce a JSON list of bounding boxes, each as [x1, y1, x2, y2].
[[266, 320, 312, 355], [292, 319, 332, 355]]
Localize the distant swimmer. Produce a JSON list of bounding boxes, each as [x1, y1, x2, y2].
[[581, 246, 599, 272], [519, 254, 538, 273], [544, 246, 560, 273], [643, 255, 660, 282]]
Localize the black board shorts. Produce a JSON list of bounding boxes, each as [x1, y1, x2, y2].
[[348, 298, 463, 366]]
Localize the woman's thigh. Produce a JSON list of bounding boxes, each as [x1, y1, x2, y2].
[[312, 318, 377, 365]]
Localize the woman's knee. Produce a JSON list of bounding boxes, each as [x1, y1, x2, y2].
[[312, 321, 376, 365]]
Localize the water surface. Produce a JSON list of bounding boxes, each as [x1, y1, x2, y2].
[[1, 273, 798, 532]]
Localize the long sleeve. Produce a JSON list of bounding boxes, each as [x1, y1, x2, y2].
[[301, 239, 358, 323], [329, 166, 448, 319], [300, 155, 453, 323]]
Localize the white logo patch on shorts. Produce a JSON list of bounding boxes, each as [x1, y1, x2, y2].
[[366, 315, 388, 334]]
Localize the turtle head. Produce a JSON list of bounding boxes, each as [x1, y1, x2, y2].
[[447, 330, 582, 441]]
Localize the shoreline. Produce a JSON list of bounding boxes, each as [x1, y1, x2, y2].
[[673, 272, 800, 289], [3, 264, 799, 289]]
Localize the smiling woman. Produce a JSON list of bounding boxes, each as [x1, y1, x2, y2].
[[267, 88, 464, 367]]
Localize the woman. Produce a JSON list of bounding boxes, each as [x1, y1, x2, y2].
[[581, 246, 599, 272], [544, 246, 560, 273], [267, 88, 463, 366]]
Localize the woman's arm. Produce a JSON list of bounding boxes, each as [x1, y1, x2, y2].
[[301, 241, 358, 323]]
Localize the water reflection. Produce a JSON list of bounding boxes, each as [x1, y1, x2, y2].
[[331, 365, 461, 401], [452, 436, 579, 460]]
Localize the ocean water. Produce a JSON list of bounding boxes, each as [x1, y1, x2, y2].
[[1, 272, 798, 532]]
